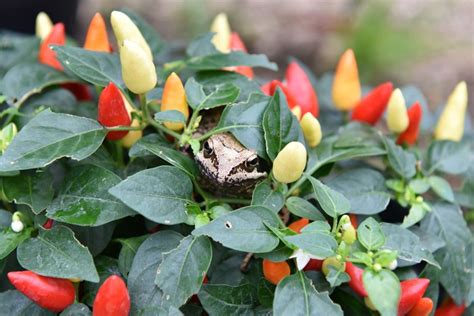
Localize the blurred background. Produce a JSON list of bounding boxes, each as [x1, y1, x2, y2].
[[0, 0, 473, 113]]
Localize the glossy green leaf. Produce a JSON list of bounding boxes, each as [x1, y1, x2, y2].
[[0, 290, 54, 316], [309, 177, 350, 218], [186, 51, 277, 71], [428, 175, 455, 202], [382, 137, 416, 179], [285, 197, 325, 221], [60, 303, 91, 316], [198, 283, 258, 315], [425, 141, 471, 175], [0, 227, 33, 260], [363, 269, 400, 316], [251, 181, 284, 213], [285, 226, 337, 259], [116, 235, 147, 278], [357, 217, 385, 251], [197, 83, 240, 111], [154, 110, 186, 123]]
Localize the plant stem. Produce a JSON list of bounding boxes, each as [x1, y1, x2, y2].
[[139, 93, 182, 139], [218, 197, 252, 205]]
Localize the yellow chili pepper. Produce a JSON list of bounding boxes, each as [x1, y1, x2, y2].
[[291, 106, 302, 120], [120, 40, 157, 94], [434, 81, 468, 141], [300, 113, 322, 147], [35, 12, 53, 40], [272, 142, 307, 183], [110, 11, 153, 60], [161, 72, 189, 131], [210, 13, 231, 53], [332, 49, 361, 111], [386, 88, 409, 133]]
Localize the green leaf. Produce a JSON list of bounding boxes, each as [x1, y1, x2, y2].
[[17, 225, 99, 282], [46, 165, 135, 226], [0, 171, 54, 214], [0, 33, 39, 77], [455, 166, 474, 207], [408, 179, 431, 194], [109, 166, 193, 224], [425, 141, 471, 175], [186, 33, 219, 57], [52, 46, 124, 88], [420, 203, 472, 304], [155, 235, 212, 309], [128, 231, 183, 314], [60, 303, 91, 316], [273, 272, 343, 316], [257, 279, 276, 308], [428, 176, 455, 202], [251, 182, 284, 213], [401, 204, 427, 228], [0, 290, 54, 316], [197, 83, 240, 111], [263, 88, 302, 161], [326, 267, 350, 287], [184, 77, 206, 108], [327, 168, 390, 215], [217, 93, 270, 159], [129, 136, 199, 179], [198, 283, 257, 315], [0, 62, 72, 107], [363, 269, 400, 316], [382, 137, 416, 179], [66, 222, 116, 257], [116, 235, 147, 278], [0, 110, 106, 172], [284, 227, 337, 258], [357, 217, 385, 251], [154, 110, 186, 123], [309, 177, 350, 218], [186, 51, 277, 71], [381, 223, 439, 268], [285, 197, 325, 221], [192, 205, 280, 253], [0, 227, 33, 260]]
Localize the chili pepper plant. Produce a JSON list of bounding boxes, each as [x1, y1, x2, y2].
[[0, 9, 472, 316]]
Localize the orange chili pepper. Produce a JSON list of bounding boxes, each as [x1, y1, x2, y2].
[[229, 32, 254, 79], [262, 259, 290, 285], [407, 297, 433, 316], [84, 13, 111, 52], [288, 218, 309, 233]]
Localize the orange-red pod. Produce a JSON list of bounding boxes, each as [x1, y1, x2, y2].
[[407, 297, 433, 316], [303, 259, 323, 271], [38, 23, 66, 70], [397, 278, 430, 316], [345, 262, 368, 297], [266, 80, 298, 109], [396, 102, 422, 146], [229, 32, 254, 79], [285, 62, 319, 117], [93, 275, 130, 316], [98, 83, 131, 140], [351, 82, 393, 125], [288, 218, 309, 233], [84, 13, 111, 52], [8, 271, 75, 312], [349, 214, 358, 228], [61, 83, 92, 101], [262, 259, 290, 285], [434, 298, 466, 316]]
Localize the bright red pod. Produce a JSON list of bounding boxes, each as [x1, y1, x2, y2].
[[93, 275, 130, 316], [268, 80, 299, 109], [351, 82, 393, 125], [61, 83, 93, 101], [407, 297, 433, 316], [229, 32, 254, 79], [38, 23, 66, 71], [285, 61, 319, 117], [396, 102, 422, 146], [397, 278, 430, 316], [434, 298, 466, 316], [345, 262, 368, 297], [8, 271, 75, 312], [349, 214, 358, 228], [97, 83, 131, 140], [43, 219, 54, 229], [303, 259, 323, 271], [261, 82, 272, 95]]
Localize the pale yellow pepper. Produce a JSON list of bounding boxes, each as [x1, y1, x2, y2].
[[35, 12, 53, 40], [434, 81, 468, 141], [272, 142, 307, 183], [210, 13, 231, 53], [386, 88, 409, 133], [300, 113, 322, 147], [120, 40, 157, 94]]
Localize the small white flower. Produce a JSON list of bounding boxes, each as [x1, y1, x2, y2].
[[388, 259, 398, 270], [290, 249, 319, 271], [11, 220, 24, 233]]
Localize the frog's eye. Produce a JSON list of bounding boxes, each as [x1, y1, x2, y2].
[[244, 157, 259, 171], [203, 140, 214, 158]]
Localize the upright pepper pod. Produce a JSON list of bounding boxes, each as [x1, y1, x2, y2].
[[210, 13, 231, 53], [98, 83, 132, 140], [262, 259, 290, 285], [120, 39, 157, 94], [228, 32, 254, 78], [434, 81, 468, 142], [332, 49, 361, 111], [272, 141, 307, 183], [397, 278, 430, 316], [38, 23, 66, 70], [300, 113, 322, 147], [8, 271, 75, 312], [35, 12, 53, 40], [285, 62, 319, 117], [345, 262, 368, 297], [386, 88, 409, 133], [262, 80, 298, 109], [396, 102, 422, 146], [351, 82, 393, 125], [110, 11, 152, 60], [84, 13, 112, 52], [407, 297, 433, 316], [161, 72, 189, 131], [93, 275, 130, 316]]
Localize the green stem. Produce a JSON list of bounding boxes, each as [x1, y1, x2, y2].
[[163, 60, 186, 74], [140, 93, 182, 139], [106, 126, 143, 132], [114, 141, 125, 168], [285, 162, 322, 197], [218, 198, 252, 205]]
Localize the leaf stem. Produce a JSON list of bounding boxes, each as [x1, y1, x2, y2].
[[140, 93, 182, 139]]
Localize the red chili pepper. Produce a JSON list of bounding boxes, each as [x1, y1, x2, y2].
[[345, 262, 368, 297], [84, 13, 111, 53], [61, 83, 93, 101], [261, 82, 272, 95], [407, 297, 433, 316], [97, 83, 131, 140], [38, 23, 66, 71], [351, 82, 393, 125], [288, 218, 309, 233], [396, 102, 422, 146], [264, 80, 299, 109], [349, 214, 358, 228], [303, 259, 323, 271], [8, 271, 75, 312], [93, 275, 130, 316], [435, 298, 466, 316], [285, 62, 319, 117], [229, 32, 254, 79], [398, 278, 430, 316], [43, 219, 54, 229]]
